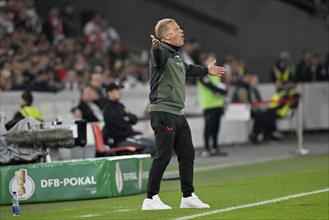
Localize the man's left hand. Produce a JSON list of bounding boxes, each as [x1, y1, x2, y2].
[[207, 60, 226, 77]]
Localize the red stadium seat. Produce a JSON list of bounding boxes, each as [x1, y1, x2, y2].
[[91, 123, 143, 156]]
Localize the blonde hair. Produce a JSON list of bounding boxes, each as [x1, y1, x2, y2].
[[155, 18, 175, 39]]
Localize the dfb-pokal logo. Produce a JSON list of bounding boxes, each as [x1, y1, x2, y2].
[[9, 169, 35, 200], [115, 162, 123, 193]]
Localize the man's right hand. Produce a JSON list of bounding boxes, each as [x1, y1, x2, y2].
[[150, 34, 161, 49]]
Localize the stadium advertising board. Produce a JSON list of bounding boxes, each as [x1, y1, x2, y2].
[[0, 155, 151, 205]]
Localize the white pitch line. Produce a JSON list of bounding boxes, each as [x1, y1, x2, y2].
[[172, 188, 329, 220], [79, 214, 100, 218], [114, 209, 135, 212], [78, 207, 138, 218]]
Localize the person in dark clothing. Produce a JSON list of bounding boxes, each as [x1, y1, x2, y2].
[[30, 69, 59, 92], [71, 85, 103, 123], [231, 74, 269, 143], [310, 53, 329, 81], [248, 74, 266, 141], [89, 71, 108, 109], [102, 83, 155, 155], [142, 18, 226, 210], [61, 3, 79, 38], [295, 49, 313, 82], [42, 6, 67, 43]]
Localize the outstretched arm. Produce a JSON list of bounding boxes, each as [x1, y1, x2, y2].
[[207, 60, 226, 77], [150, 34, 167, 67], [185, 59, 226, 77]]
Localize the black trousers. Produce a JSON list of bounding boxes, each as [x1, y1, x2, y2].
[[147, 111, 195, 198], [251, 109, 265, 136], [203, 107, 223, 150], [251, 109, 278, 138]]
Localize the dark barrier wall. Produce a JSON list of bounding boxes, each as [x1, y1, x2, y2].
[[34, 0, 328, 82]]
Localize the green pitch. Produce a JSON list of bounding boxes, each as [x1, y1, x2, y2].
[[0, 153, 328, 219]]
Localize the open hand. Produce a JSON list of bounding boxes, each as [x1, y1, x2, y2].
[[150, 34, 161, 49], [207, 60, 226, 77]]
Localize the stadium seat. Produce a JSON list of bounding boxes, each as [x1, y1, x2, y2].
[[91, 123, 143, 156]]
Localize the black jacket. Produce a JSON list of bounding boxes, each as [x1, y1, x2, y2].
[[102, 100, 139, 145], [73, 100, 100, 123]]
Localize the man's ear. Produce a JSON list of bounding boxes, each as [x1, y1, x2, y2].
[[163, 32, 170, 41]]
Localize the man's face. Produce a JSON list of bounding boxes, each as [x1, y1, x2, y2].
[[90, 73, 103, 88], [164, 21, 185, 46], [107, 89, 121, 101], [83, 87, 98, 102]]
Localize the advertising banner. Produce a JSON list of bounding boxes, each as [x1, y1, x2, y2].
[[0, 155, 151, 205], [0, 158, 110, 205], [107, 155, 151, 197], [108, 157, 139, 197], [136, 155, 152, 192]]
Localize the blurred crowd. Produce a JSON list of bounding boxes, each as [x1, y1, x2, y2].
[[0, 0, 328, 93], [0, 0, 149, 93]]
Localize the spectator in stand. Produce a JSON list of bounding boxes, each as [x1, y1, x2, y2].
[[102, 82, 155, 156], [100, 15, 120, 53], [108, 40, 128, 72], [249, 74, 262, 105], [42, 6, 66, 44], [231, 73, 267, 143], [12, 90, 43, 122], [3, 0, 23, 32], [310, 53, 329, 81], [295, 49, 313, 82], [62, 69, 80, 90], [248, 74, 266, 143], [119, 60, 143, 89], [223, 54, 247, 86], [181, 39, 200, 85], [0, 69, 12, 91], [53, 57, 67, 83], [188, 38, 202, 64], [0, 1, 14, 35], [30, 69, 59, 92], [61, 3, 79, 38], [89, 70, 108, 109], [181, 39, 196, 65], [11, 72, 29, 91], [270, 51, 296, 83], [223, 54, 235, 85], [71, 85, 103, 123], [83, 13, 102, 51], [231, 73, 252, 103], [20, 0, 42, 34]]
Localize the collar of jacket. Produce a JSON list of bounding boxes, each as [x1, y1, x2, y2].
[[162, 42, 180, 52]]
